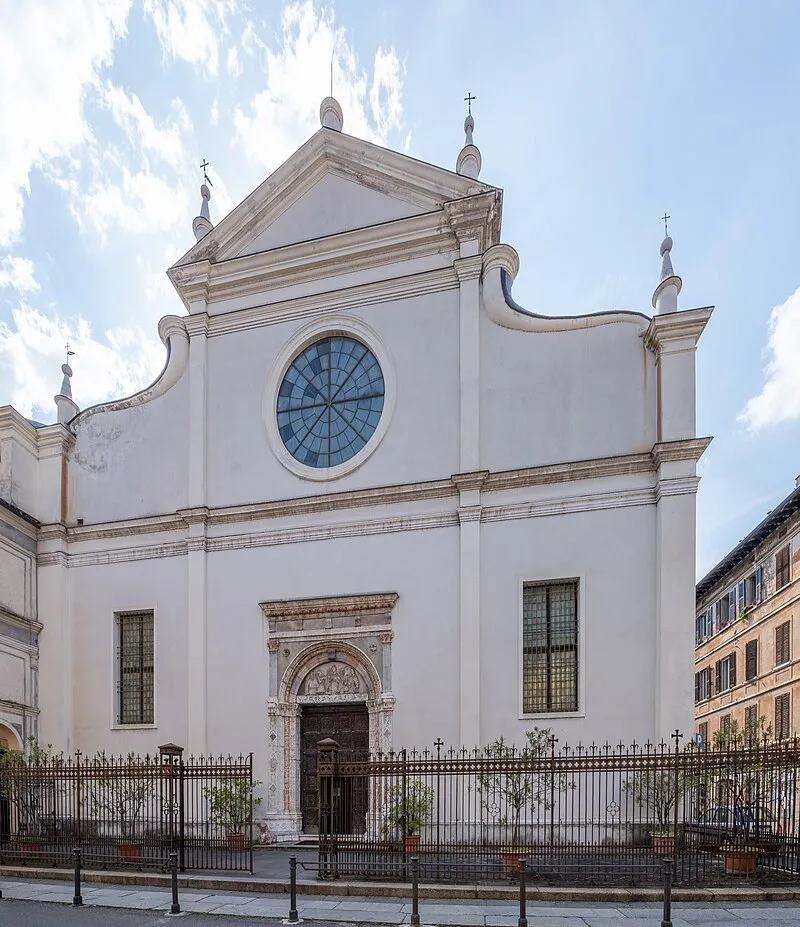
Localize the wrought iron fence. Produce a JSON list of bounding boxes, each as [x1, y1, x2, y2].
[[0, 744, 254, 872], [317, 733, 800, 885]]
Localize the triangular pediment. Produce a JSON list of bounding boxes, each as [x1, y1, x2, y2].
[[172, 128, 496, 269]]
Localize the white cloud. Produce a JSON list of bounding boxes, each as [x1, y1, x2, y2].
[[234, 1, 405, 171], [143, 0, 239, 76], [99, 82, 190, 169], [0, 304, 163, 420], [0, 0, 131, 246], [0, 257, 39, 294], [739, 286, 800, 431], [227, 45, 242, 77]]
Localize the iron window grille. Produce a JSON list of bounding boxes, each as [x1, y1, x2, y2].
[[745, 639, 758, 681], [744, 704, 759, 744], [776, 545, 791, 591], [775, 692, 791, 740], [117, 611, 154, 725], [719, 713, 732, 735], [522, 581, 578, 713], [776, 620, 791, 667]]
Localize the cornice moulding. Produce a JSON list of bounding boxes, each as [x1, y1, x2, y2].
[[260, 591, 399, 622], [651, 437, 712, 468], [644, 306, 714, 352], [0, 407, 40, 456]]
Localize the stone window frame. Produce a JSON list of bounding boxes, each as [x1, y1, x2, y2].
[[110, 608, 157, 730]]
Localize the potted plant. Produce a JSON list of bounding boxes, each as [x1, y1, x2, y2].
[[205, 777, 263, 849], [477, 729, 571, 878], [721, 840, 759, 875], [0, 738, 58, 856], [623, 766, 690, 856], [384, 779, 434, 852], [90, 753, 154, 860]]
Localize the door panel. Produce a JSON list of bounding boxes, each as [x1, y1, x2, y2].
[[300, 703, 369, 833]]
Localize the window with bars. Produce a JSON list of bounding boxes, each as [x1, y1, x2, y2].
[[116, 611, 154, 725], [775, 692, 791, 740], [776, 621, 791, 667], [522, 581, 578, 714], [745, 639, 758, 681], [719, 713, 731, 735], [776, 545, 791, 591]]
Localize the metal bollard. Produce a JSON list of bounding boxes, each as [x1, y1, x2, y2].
[[72, 847, 83, 907], [169, 851, 181, 915], [410, 856, 420, 927], [661, 857, 673, 927], [288, 855, 299, 923], [517, 858, 527, 927]]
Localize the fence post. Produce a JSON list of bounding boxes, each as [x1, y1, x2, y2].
[[288, 854, 300, 923], [72, 847, 83, 907], [661, 857, 673, 927], [671, 730, 681, 868], [517, 857, 527, 927], [317, 738, 340, 880], [410, 855, 420, 927], [169, 850, 181, 914]]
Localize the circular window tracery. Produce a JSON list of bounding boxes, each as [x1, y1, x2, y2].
[[276, 335, 385, 469]]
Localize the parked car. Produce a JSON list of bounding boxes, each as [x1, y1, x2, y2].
[[687, 806, 778, 853]]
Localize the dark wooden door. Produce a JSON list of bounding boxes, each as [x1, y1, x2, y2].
[[300, 703, 369, 833]]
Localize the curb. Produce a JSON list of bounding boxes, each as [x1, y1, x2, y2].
[[1, 867, 799, 903]]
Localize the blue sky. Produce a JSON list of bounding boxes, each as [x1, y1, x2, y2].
[[0, 0, 798, 577]]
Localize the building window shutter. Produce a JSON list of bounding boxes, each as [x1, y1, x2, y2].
[[729, 652, 736, 687], [776, 546, 791, 590], [745, 640, 758, 681], [715, 660, 722, 694], [695, 672, 700, 703], [775, 693, 791, 740], [755, 566, 764, 603], [776, 621, 791, 666]]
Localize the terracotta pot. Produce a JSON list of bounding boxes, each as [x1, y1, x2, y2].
[[16, 838, 43, 856], [226, 832, 246, 850], [404, 834, 421, 853], [119, 842, 143, 860], [723, 850, 757, 875], [502, 851, 526, 877], [651, 834, 675, 855]]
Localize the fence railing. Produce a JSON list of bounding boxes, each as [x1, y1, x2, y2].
[[317, 733, 800, 885], [0, 745, 254, 872]]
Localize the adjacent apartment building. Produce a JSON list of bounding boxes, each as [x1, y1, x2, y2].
[[695, 475, 800, 745]]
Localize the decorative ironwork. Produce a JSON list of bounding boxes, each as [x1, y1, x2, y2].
[[317, 735, 800, 886], [0, 746, 253, 873]]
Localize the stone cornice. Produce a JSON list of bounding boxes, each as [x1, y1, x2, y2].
[[0, 607, 43, 635], [41, 449, 664, 545], [443, 192, 502, 253], [203, 265, 460, 338], [36, 424, 76, 457], [260, 592, 399, 622], [644, 306, 714, 353], [170, 210, 460, 313], [651, 437, 712, 468], [0, 406, 40, 456], [0, 497, 40, 534]]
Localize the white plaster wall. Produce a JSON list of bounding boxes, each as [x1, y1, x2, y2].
[[69, 556, 188, 755], [69, 376, 190, 524], [479, 314, 657, 472], [205, 292, 460, 508], [0, 648, 26, 702], [238, 173, 424, 257], [0, 430, 38, 516], [0, 541, 27, 615], [204, 524, 461, 778], [480, 502, 658, 744]]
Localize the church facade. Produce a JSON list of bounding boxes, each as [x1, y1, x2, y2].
[[0, 98, 711, 838]]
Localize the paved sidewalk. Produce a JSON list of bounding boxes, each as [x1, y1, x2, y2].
[[4, 878, 800, 925]]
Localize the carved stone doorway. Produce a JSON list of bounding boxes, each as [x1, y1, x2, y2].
[[300, 703, 369, 833]]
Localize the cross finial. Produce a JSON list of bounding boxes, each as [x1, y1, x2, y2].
[[661, 213, 670, 237], [200, 159, 212, 187], [464, 92, 475, 115], [65, 343, 75, 363]]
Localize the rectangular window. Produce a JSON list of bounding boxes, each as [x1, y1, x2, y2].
[[695, 667, 711, 702], [522, 581, 578, 713], [720, 713, 731, 735], [745, 639, 758, 681], [716, 653, 736, 692], [698, 721, 708, 747], [744, 704, 759, 744], [776, 621, 791, 667], [776, 545, 791, 590], [737, 580, 747, 615], [117, 611, 154, 725], [775, 693, 791, 740]]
